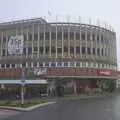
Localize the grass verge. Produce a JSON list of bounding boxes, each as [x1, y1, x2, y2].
[[0, 98, 47, 108]]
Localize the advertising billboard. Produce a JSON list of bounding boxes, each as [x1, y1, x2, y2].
[[8, 36, 24, 54]]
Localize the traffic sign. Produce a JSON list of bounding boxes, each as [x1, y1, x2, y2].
[[21, 69, 26, 85]]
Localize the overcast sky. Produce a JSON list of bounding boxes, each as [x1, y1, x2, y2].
[[0, 0, 120, 68]]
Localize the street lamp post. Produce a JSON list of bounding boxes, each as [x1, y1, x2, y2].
[[21, 68, 26, 105]]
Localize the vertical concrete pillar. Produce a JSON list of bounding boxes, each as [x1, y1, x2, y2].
[[37, 23, 40, 58], [55, 23, 58, 58], [85, 25, 87, 58], [26, 62, 28, 68], [31, 62, 33, 68], [62, 24, 64, 58], [5, 30, 8, 57], [74, 31, 76, 58], [49, 25, 51, 58], [10, 64, 12, 68], [32, 23, 34, 58], [43, 23, 45, 58], [26, 29, 29, 58], [1, 31, 3, 56], [79, 23, 82, 57], [68, 24, 70, 57]]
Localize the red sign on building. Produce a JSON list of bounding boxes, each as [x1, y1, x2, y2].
[[98, 70, 111, 76]]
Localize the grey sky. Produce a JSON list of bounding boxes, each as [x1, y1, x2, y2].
[[0, 0, 120, 68]]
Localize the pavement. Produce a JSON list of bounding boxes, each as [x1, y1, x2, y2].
[[0, 102, 56, 112], [2, 94, 120, 120]]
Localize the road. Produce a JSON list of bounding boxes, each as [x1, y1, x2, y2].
[[2, 94, 120, 120], [0, 109, 20, 120]]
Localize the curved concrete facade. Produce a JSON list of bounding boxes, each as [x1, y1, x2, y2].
[[0, 18, 117, 70], [0, 18, 118, 94]]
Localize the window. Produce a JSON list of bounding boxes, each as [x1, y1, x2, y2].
[[51, 62, 56, 67], [87, 62, 91, 67], [45, 32, 49, 40], [3, 37, 6, 43], [40, 47, 43, 53], [70, 62, 74, 67], [39, 63, 43, 67], [98, 63, 100, 68], [104, 38, 106, 43], [105, 38, 108, 44], [92, 34, 95, 41], [57, 48, 62, 53], [76, 46, 80, 54], [34, 47, 37, 52], [82, 62, 86, 68], [87, 33, 90, 41], [45, 46, 49, 54], [45, 62, 49, 67], [40, 33, 44, 40], [57, 32, 62, 40], [1, 64, 5, 68], [101, 49, 104, 56], [3, 49, 5, 56], [93, 48, 95, 55], [101, 35, 103, 43], [51, 32, 56, 40], [97, 35, 99, 42], [76, 33, 80, 40], [34, 34, 38, 40], [33, 62, 37, 67], [51, 47, 55, 53], [29, 33, 32, 40], [64, 32, 68, 40], [81, 33, 85, 40], [102, 64, 104, 68], [64, 62, 68, 67], [70, 32, 74, 40], [57, 62, 62, 67], [6, 64, 10, 68], [12, 64, 15, 68], [87, 47, 91, 55], [97, 48, 100, 55], [76, 62, 80, 67], [28, 47, 32, 54], [23, 48, 26, 54], [93, 63, 96, 68], [82, 47, 85, 54], [64, 46, 68, 52], [105, 48, 107, 56], [22, 62, 26, 68], [70, 46, 74, 53]]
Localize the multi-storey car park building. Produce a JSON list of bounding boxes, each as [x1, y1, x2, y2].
[[0, 17, 118, 96]]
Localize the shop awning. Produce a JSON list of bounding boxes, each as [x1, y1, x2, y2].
[[0, 80, 47, 84]]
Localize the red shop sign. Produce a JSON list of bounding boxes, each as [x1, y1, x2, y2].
[[99, 70, 111, 76]]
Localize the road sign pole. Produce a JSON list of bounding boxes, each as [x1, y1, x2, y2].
[[21, 84, 24, 105], [21, 68, 26, 105]]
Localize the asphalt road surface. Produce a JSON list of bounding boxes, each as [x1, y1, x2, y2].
[[0, 109, 20, 120], [3, 94, 120, 120]]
